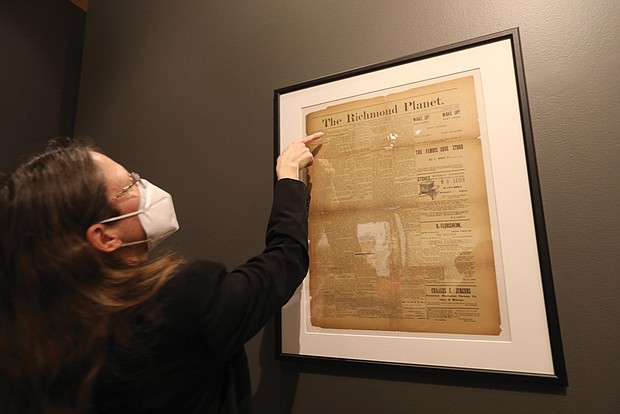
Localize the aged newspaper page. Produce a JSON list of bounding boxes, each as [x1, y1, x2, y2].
[[305, 75, 501, 335]]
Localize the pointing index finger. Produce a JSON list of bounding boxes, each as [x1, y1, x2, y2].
[[303, 132, 324, 146]]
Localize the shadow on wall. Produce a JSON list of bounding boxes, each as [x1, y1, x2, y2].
[[254, 321, 300, 413]]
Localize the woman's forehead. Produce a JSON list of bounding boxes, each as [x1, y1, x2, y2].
[[90, 151, 130, 194]]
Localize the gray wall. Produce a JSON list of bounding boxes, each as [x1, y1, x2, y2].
[[0, 1, 85, 171], [75, 1, 619, 413]]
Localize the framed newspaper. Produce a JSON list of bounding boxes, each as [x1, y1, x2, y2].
[[274, 28, 566, 384]]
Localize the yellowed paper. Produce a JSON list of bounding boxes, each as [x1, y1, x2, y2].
[[305, 75, 501, 335]]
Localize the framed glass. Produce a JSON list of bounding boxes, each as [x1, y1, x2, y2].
[[274, 28, 567, 384]]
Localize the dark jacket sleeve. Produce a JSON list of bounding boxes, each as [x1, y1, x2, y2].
[[177, 178, 309, 360]]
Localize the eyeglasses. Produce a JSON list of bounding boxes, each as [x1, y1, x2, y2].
[[109, 172, 141, 205]]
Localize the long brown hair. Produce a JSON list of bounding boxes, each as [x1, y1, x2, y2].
[[0, 138, 185, 413]]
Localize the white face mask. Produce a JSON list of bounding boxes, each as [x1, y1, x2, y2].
[[100, 179, 180, 251]]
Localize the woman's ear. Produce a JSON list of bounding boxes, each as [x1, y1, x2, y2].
[[86, 223, 123, 252]]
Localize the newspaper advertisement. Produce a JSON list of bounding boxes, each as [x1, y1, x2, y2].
[[305, 74, 501, 335]]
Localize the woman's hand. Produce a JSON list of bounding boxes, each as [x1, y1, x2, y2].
[[276, 132, 323, 181]]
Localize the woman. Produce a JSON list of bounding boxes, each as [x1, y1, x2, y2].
[[0, 132, 322, 413]]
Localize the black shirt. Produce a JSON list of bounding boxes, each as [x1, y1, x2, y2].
[[94, 179, 309, 413]]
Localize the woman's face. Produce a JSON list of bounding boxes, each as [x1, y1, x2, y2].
[[90, 151, 148, 260]]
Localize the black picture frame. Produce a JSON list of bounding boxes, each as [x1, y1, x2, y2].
[[274, 28, 566, 385]]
